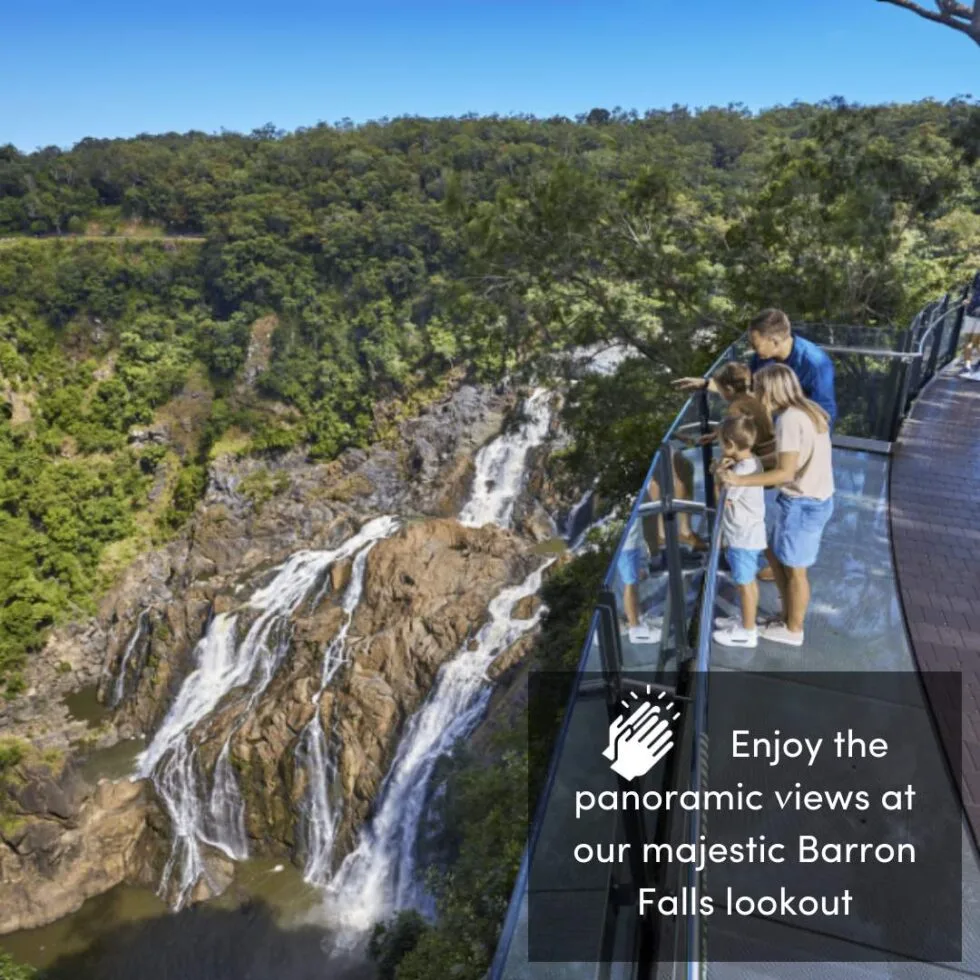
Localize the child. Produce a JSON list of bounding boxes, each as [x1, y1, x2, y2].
[[711, 415, 766, 649], [695, 362, 776, 469], [647, 362, 770, 555]]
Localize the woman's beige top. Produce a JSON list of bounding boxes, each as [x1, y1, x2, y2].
[[774, 406, 834, 500]]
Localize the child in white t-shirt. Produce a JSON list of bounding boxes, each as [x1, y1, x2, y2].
[[712, 415, 766, 649]]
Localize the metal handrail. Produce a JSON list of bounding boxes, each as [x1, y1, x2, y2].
[[818, 345, 921, 360]]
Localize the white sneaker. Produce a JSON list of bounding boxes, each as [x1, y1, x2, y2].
[[760, 623, 804, 647], [712, 626, 758, 648], [714, 615, 747, 630], [628, 622, 662, 644]]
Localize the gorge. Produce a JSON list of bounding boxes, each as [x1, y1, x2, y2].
[[0, 370, 591, 974]]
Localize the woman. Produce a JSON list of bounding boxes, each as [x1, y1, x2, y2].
[[716, 363, 834, 647]]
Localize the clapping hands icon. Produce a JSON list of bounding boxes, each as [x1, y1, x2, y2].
[[602, 687, 680, 781]]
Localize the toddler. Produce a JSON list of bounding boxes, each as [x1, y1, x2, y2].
[[711, 414, 766, 649]]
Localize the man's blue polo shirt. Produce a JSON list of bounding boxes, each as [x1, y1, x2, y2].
[[750, 334, 837, 428]]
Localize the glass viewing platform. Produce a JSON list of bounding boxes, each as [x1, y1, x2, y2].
[[488, 286, 980, 980]]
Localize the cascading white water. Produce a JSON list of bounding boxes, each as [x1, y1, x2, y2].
[[135, 515, 399, 908], [299, 530, 396, 885], [322, 559, 552, 937], [561, 484, 595, 545], [459, 387, 552, 529], [562, 341, 638, 377], [111, 608, 149, 707], [208, 741, 248, 860]]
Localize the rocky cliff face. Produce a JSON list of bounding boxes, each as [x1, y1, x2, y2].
[[220, 519, 535, 865], [0, 755, 162, 934], [0, 378, 573, 932]]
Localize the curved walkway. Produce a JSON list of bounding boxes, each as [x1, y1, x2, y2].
[[890, 372, 980, 848]]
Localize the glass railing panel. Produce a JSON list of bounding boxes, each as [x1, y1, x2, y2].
[[604, 497, 679, 673], [492, 621, 642, 979], [794, 322, 907, 351], [494, 889, 636, 980], [828, 349, 909, 441], [933, 307, 961, 370], [491, 620, 606, 979]]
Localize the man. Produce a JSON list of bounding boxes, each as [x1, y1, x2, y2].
[[675, 309, 837, 428]]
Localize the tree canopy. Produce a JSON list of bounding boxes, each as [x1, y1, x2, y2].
[[0, 99, 976, 691]]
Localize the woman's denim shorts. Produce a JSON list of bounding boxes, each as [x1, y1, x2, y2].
[[771, 493, 834, 569]]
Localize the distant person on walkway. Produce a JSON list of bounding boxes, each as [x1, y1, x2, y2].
[[960, 272, 980, 370], [716, 364, 835, 648], [711, 415, 767, 650]]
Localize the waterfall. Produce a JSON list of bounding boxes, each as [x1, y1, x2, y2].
[[322, 558, 552, 938], [299, 531, 395, 885], [111, 608, 150, 707], [208, 741, 248, 860], [563, 341, 637, 377], [135, 515, 399, 908], [459, 387, 552, 530], [561, 485, 595, 545]]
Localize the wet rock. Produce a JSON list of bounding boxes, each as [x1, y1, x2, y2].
[[186, 848, 236, 905], [216, 519, 537, 863], [511, 595, 542, 620], [330, 558, 352, 593], [14, 820, 61, 856]]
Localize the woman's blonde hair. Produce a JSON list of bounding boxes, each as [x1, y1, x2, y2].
[[752, 363, 829, 433]]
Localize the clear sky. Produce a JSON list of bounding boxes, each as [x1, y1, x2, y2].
[[2, 0, 975, 151]]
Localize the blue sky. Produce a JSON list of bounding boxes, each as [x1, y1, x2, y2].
[[2, 0, 974, 151]]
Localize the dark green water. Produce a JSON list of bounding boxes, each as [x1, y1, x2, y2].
[[62, 684, 112, 730], [530, 536, 568, 556], [74, 738, 144, 784], [0, 858, 372, 979]]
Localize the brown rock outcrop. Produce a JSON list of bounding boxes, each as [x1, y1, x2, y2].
[[0, 767, 161, 934]]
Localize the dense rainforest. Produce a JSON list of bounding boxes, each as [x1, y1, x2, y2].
[[2, 98, 980, 979]]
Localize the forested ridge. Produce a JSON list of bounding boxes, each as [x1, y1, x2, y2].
[[1, 99, 979, 979], [1, 98, 978, 693]]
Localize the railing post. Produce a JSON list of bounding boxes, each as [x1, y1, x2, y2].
[[658, 445, 690, 659], [595, 588, 654, 975], [596, 588, 624, 679], [697, 388, 715, 520], [949, 292, 968, 364], [926, 303, 945, 380]]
